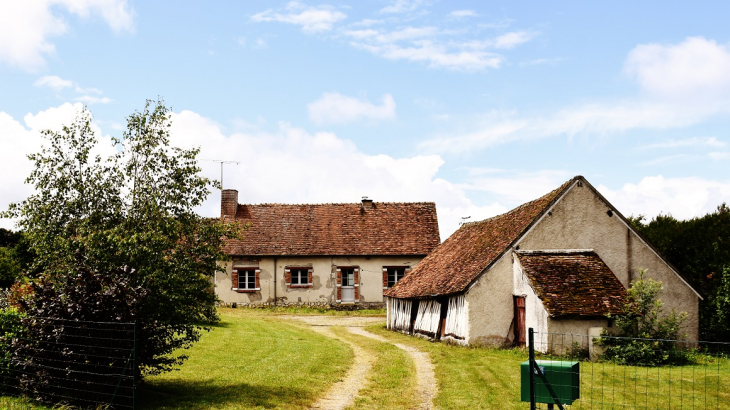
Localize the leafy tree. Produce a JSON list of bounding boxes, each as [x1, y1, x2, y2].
[[601, 270, 688, 366], [3, 99, 240, 378], [0, 247, 21, 288], [631, 205, 730, 341]]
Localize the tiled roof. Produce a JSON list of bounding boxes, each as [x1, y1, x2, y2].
[[385, 177, 577, 299], [223, 202, 440, 256], [516, 250, 626, 317]]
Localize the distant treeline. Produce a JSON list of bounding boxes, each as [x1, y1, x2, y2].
[[629, 203, 730, 342]]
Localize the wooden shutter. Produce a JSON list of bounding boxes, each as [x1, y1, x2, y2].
[[336, 268, 341, 302], [354, 268, 360, 301], [284, 268, 291, 288], [231, 269, 238, 290], [255, 269, 261, 290], [308, 268, 313, 286], [382, 268, 388, 289]]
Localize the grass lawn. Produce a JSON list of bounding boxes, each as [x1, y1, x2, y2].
[[366, 324, 730, 409], [139, 309, 352, 409]]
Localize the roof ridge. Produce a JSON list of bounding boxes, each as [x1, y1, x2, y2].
[[239, 201, 437, 206]]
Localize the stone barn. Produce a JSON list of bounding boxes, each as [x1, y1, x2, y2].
[[384, 176, 700, 350]]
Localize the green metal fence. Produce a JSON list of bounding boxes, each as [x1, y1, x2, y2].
[[523, 328, 729, 409]]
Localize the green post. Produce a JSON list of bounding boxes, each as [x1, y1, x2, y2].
[[529, 327, 535, 410]]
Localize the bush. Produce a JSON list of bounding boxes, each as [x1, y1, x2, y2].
[[600, 269, 689, 366], [0, 307, 24, 394]]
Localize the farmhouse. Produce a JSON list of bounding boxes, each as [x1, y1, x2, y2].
[[215, 189, 440, 307], [384, 176, 701, 350]]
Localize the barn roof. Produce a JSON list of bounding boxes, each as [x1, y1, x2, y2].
[[384, 177, 577, 299], [516, 250, 626, 317], [223, 202, 440, 256]]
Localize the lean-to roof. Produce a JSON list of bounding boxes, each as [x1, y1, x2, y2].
[[516, 250, 626, 317]]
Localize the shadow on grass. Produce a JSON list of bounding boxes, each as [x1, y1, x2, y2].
[[139, 379, 313, 409]]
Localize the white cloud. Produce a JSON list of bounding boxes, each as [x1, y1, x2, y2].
[[493, 31, 535, 49], [641, 137, 726, 149], [33, 75, 73, 90], [0, 0, 134, 71], [167, 110, 504, 239], [420, 37, 730, 154], [352, 40, 504, 71], [307, 92, 396, 124], [251, 1, 346, 33], [449, 10, 477, 18], [0, 103, 116, 229], [380, 0, 426, 14], [598, 175, 730, 221], [462, 170, 573, 204], [624, 37, 730, 102], [74, 95, 112, 104]]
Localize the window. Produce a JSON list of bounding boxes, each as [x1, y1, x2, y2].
[[340, 268, 355, 286], [285, 267, 312, 288], [232, 268, 260, 292], [336, 267, 360, 303], [382, 266, 410, 289]]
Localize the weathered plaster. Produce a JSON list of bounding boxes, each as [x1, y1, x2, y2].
[[516, 182, 699, 340], [465, 253, 514, 346], [216, 255, 423, 305]]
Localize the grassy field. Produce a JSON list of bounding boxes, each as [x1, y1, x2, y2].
[[2, 309, 729, 409], [366, 324, 730, 409], [139, 309, 352, 409]]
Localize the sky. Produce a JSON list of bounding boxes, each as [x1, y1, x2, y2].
[[1, 1, 730, 240]]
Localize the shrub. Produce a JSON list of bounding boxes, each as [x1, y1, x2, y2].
[[600, 269, 689, 366]]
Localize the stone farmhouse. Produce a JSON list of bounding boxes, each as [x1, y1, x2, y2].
[[384, 176, 701, 350], [215, 189, 440, 307]]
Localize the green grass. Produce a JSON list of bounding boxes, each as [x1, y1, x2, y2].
[[366, 324, 730, 409], [139, 309, 352, 409], [223, 306, 386, 316], [329, 326, 418, 410]]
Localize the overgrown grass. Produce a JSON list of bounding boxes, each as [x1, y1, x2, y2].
[[329, 326, 417, 410], [366, 325, 730, 409], [139, 310, 352, 409]]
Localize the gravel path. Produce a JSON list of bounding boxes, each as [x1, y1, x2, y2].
[[278, 315, 437, 410]]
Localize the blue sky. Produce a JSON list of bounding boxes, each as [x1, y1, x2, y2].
[[1, 1, 730, 239]]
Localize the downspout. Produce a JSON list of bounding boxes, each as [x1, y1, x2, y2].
[[274, 257, 278, 306]]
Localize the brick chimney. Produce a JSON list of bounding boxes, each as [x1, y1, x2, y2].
[[361, 196, 373, 209], [221, 189, 239, 219]]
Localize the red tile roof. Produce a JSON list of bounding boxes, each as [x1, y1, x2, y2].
[[223, 202, 440, 256], [385, 177, 577, 299], [516, 250, 626, 317]]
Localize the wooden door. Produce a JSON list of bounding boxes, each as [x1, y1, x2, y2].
[[514, 295, 526, 346]]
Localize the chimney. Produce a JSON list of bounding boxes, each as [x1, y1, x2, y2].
[[361, 196, 373, 209], [221, 189, 239, 219]]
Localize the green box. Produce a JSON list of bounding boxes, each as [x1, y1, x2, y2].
[[521, 360, 580, 405]]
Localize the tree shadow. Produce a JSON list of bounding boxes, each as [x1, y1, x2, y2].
[[139, 379, 313, 409]]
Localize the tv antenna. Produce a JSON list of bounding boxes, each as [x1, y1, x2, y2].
[[202, 159, 240, 190], [459, 216, 471, 225]]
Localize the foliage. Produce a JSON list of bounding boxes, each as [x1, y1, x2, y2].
[[0, 308, 24, 394], [630, 204, 730, 341], [2, 99, 240, 380], [600, 270, 689, 366], [0, 247, 21, 289]]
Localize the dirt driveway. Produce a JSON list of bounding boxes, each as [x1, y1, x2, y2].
[[277, 315, 437, 410]]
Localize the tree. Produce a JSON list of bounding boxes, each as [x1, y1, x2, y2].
[[630, 205, 730, 341], [600, 270, 688, 366], [4, 99, 240, 378]]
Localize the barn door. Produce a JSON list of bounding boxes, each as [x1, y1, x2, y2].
[[514, 295, 526, 346]]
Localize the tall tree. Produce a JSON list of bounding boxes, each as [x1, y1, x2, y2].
[[4, 99, 240, 377], [631, 204, 730, 342]]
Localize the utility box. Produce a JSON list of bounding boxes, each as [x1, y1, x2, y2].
[[521, 360, 580, 405]]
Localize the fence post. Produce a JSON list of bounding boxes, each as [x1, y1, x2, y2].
[[529, 327, 536, 410], [133, 321, 137, 410]]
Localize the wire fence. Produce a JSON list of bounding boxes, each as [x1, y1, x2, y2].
[[524, 328, 730, 409], [0, 316, 137, 409]]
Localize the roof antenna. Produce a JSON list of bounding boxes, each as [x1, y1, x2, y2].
[[202, 159, 240, 190], [459, 216, 471, 225]]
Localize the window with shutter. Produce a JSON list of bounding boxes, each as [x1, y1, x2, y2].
[[384, 266, 409, 288], [287, 267, 313, 288], [354, 268, 360, 301], [232, 268, 260, 293], [336, 268, 342, 302]]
